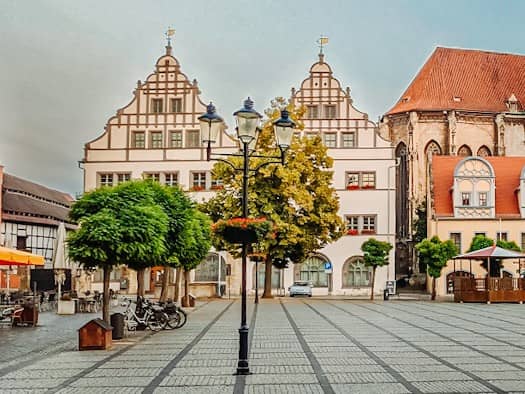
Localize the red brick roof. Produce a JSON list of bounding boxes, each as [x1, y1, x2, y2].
[[432, 156, 525, 218], [387, 47, 525, 115]]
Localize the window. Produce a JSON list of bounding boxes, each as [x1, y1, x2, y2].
[[152, 98, 163, 113], [306, 132, 318, 140], [497, 232, 508, 242], [186, 130, 200, 148], [150, 131, 163, 149], [324, 105, 336, 119], [164, 172, 178, 187], [171, 98, 182, 113], [170, 131, 182, 148], [306, 105, 319, 119], [362, 216, 376, 233], [116, 173, 131, 184], [191, 172, 207, 191], [341, 132, 356, 148], [323, 133, 337, 148], [345, 216, 359, 235], [479, 192, 487, 207], [450, 233, 461, 253], [132, 131, 145, 148], [361, 172, 376, 189], [342, 257, 371, 288], [521, 233, 525, 251], [298, 256, 328, 287], [461, 192, 471, 206], [458, 145, 472, 156], [16, 236, 27, 251], [475, 232, 486, 237], [99, 173, 113, 187], [144, 173, 160, 182], [346, 172, 359, 189], [211, 175, 223, 190], [194, 253, 226, 282]]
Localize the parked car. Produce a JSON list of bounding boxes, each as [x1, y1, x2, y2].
[[288, 281, 312, 297]]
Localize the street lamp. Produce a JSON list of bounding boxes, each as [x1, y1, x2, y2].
[[199, 98, 295, 375]]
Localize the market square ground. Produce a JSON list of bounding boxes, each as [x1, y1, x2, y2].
[[2, 299, 525, 393]]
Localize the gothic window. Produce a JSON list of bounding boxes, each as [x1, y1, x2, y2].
[[194, 253, 226, 282], [425, 140, 442, 157], [297, 255, 328, 287], [342, 256, 371, 288], [477, 146, 491, 157], [458, 145, 472, 156], [395, 142, 409, 239]]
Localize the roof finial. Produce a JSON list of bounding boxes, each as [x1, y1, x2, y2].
[[165, 27, 175, 55], [317, 35, 328, 62]]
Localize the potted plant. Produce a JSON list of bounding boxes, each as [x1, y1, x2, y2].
[[212, 217, 273, 244], [58, 293, 76, 315]]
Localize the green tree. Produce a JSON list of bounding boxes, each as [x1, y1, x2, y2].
[[361, 238, 393, 300], [178, 210, 212, 306], [201, 99, 343, 298], [416, 236, 458, 300], [467, 234, 494, 252], [68, 181, 168, 323]]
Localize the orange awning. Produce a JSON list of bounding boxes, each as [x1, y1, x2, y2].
[[0, 246, 45, 266]]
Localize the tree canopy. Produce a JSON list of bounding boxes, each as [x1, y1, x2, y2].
[[361, 238, 393, 300]]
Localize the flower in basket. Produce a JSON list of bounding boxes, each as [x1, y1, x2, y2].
[[346, 185, 359, 190], [347, 229, 358, 236], [361, 229, 376, 234], [191, 185, 205, 192], [212, 217, 273, 244]]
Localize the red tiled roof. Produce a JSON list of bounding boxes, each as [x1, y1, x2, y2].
[[432, 156, 525, 217], [387, 47, 525, 115]]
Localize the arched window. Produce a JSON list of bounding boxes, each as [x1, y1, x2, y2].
[[252, 263, 281, 289], [477, 146, 491, 157], [458, 145, 472, 156], [425, 140, 442, 157], [194, 253, 226, 282], [296, 255, 328, 287], [342, 256, 371, 288]]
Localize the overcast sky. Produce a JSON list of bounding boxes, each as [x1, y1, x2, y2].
[[2, 0, 525, 196]]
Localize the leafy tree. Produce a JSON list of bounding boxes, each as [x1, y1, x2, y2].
[[68, 181, 168, 323], [178, 210, 212, 306], [201, 98, 343, 298], [361, 238, 393, 300], [416, 236, 458, 300], [467, 234, 521, 276]]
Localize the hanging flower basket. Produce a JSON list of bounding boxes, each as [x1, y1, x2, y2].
[[212, 218, 273, 244]]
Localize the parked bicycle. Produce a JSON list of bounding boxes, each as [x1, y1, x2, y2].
[[157, 299, 187, 329], [123, 299, 168, 332]]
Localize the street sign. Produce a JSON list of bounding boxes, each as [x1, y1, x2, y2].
[[324, 262, 332, 274]]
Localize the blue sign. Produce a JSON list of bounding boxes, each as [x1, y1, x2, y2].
[[324, 262, 332, 270]]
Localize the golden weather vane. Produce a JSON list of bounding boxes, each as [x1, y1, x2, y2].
[[317, 35, 329, 54], [165, 27, 176, 46]]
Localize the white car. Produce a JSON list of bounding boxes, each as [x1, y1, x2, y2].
[[289, 281, 313, 297]]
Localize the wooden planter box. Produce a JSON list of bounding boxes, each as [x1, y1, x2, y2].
[[79, 319, 113, 350], [58, 300, 75, 315]]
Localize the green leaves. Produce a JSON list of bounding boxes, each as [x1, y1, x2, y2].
[[415, 236, 458, 279], [361, 238, 393, 268]]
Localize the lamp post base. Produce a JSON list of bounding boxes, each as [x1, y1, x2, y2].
[[236, 325, 250, 375]]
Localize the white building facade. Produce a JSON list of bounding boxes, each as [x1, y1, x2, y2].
[[82, 44, 396, 297]]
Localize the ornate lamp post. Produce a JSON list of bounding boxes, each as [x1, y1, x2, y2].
[[199, 98, 295, 375]]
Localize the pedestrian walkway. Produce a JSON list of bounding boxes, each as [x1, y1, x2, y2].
[[2, 299, 525, 393]]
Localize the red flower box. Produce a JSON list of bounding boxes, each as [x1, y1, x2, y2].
[[347, 229, 358, 235], [346, 185, 359, 190], [210, 185, 224, 190], [362, 185, 375, 189], [361, 230, 376, 235], [190, 186, 205, 192]]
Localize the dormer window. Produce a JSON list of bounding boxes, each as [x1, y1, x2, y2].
[[461, 192, 471, 206], [479, 192, 487, 206]]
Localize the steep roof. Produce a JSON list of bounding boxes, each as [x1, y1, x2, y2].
[[387, 47, 525, 115], [2, 173, 75, 226], [432, 156, 525, 218]]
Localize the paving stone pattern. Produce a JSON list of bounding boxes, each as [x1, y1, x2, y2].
[[2, 299, 525, 393]]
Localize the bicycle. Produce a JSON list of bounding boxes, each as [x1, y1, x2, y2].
[[123, 299, 168, 332]]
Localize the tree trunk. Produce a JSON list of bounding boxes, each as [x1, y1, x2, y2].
[[160, 267, 170, 302], [174, 267, 182, 303], [262, 255, 273, 299], [102, 266, 111, 324], [182, 269, 190, 306], [136, 269, 145, 300], [431, 276, 436, 300], [370, 266, 376, 301]]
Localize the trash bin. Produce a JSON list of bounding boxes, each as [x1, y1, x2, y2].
[[383, 289, 389, 301], [110, 312, 125, 340], [189, 294, 196, 307]]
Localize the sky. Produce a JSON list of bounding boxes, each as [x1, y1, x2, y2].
[[2, 0, 525, 196]]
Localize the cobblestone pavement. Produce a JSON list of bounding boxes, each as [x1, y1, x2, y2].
[[2, 299, 525, 393]]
